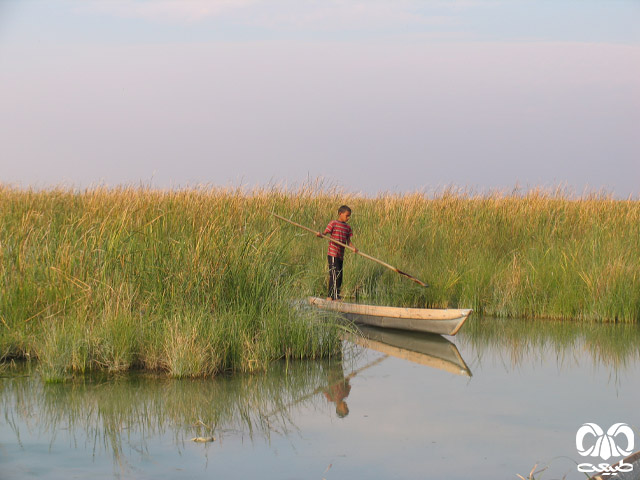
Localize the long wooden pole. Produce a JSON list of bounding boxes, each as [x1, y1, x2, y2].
[[272, 213, 428, 288]]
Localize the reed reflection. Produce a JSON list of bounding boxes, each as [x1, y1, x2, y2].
[[459, 317, 640, 372], [0, 358, 352, 466]]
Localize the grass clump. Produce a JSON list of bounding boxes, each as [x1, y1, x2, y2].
[[0, 185, 343, 379], [1, 184, 639, 377]]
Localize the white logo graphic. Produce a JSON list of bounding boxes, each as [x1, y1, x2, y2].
[[576, 423, 635, 476], [576, 423, 634, 460]]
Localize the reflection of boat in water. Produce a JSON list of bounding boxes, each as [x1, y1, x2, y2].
[[347, 325, 472, 377], [308, 297, 471, 335]]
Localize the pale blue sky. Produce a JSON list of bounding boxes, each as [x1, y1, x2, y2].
[[1, 0, 639, 196]]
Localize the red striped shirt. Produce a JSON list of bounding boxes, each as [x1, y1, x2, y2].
[[324, 220, 352, 259]]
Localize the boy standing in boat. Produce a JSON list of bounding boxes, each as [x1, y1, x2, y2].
[[318, 205, 356, 301]]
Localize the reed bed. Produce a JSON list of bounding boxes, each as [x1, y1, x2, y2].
[[1, 184, 639, 378]]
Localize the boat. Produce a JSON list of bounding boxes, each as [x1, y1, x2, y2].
[[308, 297, 472, 336], [348, 325, 472, 377]]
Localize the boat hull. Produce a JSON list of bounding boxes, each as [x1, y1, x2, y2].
[[308, 297, 472, 336]]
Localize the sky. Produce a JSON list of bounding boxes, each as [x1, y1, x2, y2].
[[1, 0, 639, 197]]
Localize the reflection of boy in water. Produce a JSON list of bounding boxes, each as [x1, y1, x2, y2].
[[323, 366, 351, 418]]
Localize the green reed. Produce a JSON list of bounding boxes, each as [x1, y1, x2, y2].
[[1, 185, 639, 377], [275, 186, 640, 322], [0, 186, 345, 379]]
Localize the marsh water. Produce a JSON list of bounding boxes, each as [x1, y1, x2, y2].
[[2, 317, 639, 480]]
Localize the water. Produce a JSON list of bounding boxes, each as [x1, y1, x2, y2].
[[1, 318, 639, 479]]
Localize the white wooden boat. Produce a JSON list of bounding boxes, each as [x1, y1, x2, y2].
[[349, 325, 471, 377], [308, 297, 472, 336]]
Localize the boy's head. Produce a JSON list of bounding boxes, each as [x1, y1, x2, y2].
[[337, 205, 351, 223], [335, 400, 349, 418]]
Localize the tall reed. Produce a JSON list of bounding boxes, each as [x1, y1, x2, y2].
[[1, 185, 638, 377], [274, 186, 640, 322], [0, 185, 344, 379]]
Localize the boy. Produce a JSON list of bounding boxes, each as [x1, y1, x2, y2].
[[318, 205, 356, 301]]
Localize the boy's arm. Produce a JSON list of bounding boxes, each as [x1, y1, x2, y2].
[[348, 238, 357, 253], [318, 221, 332, 237]]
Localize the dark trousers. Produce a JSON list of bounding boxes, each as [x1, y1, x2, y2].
[[328, 255, 344, 300]]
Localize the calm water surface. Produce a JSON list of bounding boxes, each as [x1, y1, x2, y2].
[[1, 317, 639, 479]]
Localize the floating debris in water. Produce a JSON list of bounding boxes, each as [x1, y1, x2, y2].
[[191, 436, 215, 443]]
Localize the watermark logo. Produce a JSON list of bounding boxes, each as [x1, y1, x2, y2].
[[576, 423, 635, 476]]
